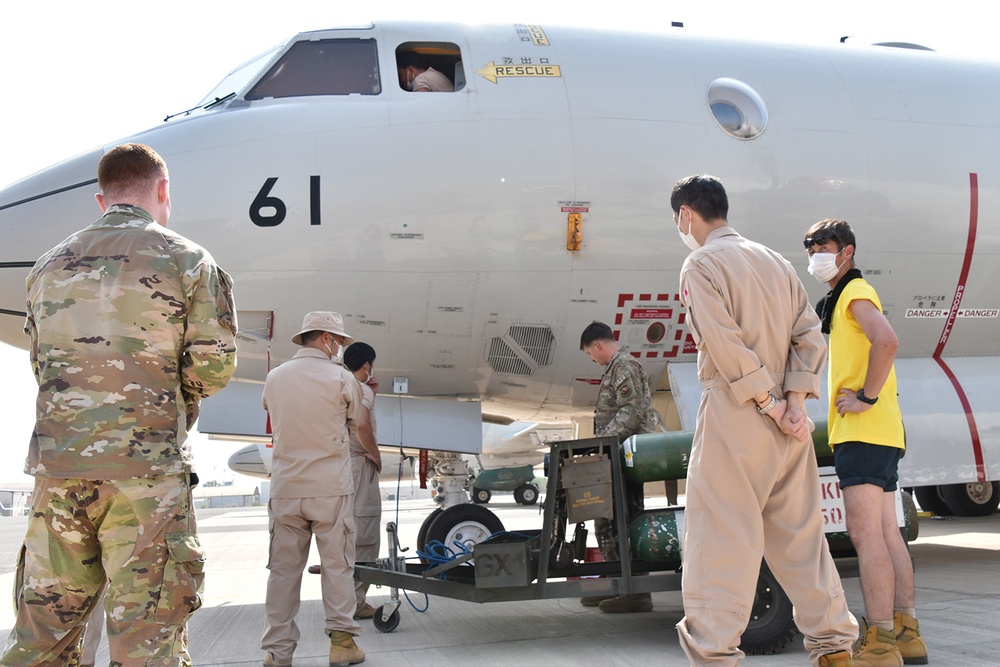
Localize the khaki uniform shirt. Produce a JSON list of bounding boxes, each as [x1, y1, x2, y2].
[[348, 381, 377, 457], [262, 348, 361, 498], [680, 226, 826, 401], [412, 67, 455, 92], [594, 348, 663, 441], [24, 204, 237, 479]]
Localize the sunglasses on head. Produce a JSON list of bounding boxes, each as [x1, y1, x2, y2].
[[803, 234, 833, 249]]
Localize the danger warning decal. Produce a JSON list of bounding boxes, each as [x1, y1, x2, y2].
[[614, 293, 696, 360]]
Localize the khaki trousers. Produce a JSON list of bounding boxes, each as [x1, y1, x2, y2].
[[262, 496, 360, 664], [351, 455, 382, 607], [677, 387, 857, 666]]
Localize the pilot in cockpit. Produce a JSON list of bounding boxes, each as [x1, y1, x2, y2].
[[397, 52, 455, 92]]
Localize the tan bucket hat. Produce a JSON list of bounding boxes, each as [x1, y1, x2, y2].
[[291, 311, 354, 346]]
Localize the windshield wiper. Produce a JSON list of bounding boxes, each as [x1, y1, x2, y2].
[[164, 92, 236, 122]]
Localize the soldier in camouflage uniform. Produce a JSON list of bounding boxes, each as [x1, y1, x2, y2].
[[2, 143, 238, 667], [579, 321, 664, 614]]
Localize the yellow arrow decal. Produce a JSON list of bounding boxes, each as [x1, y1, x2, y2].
[[476, 61, 562, 84]]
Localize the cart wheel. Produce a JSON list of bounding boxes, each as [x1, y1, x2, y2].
[[513, 482, 539, 505], [373, 605, 400, 633]]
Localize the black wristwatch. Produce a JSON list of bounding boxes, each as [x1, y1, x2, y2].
[[856, 388, 878, 405]]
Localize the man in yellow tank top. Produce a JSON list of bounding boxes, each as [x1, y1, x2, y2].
[[804, 219, 927, 667]]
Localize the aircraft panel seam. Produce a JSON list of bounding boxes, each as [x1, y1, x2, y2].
[[0, 179, 98, 212]]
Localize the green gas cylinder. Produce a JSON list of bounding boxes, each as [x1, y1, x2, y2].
[[629, 508, 684, 562], [622, 419, 833, 484]]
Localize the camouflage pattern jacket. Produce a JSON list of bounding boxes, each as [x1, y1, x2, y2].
[[24, 204, 237, 479], [594, 349, 663, 442]]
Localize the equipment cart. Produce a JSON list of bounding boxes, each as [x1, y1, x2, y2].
[[354, 430, 893, 654]]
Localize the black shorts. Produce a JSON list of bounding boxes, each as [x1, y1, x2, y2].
[[833, 441, 902, 491]]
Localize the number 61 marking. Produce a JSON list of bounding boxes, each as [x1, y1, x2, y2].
[[249, 176, 321, 227]]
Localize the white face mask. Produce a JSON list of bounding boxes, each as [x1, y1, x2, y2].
[[322, 335, 341, 360], [807, 251, 843, 283], [676, 209, 701, 251]]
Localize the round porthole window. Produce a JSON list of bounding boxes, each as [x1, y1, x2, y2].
[[707, 78, 767, 140], [646, 322, 666, 344]]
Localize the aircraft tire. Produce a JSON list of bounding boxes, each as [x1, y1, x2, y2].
[[416, 508, 445, 563], [914, 485, 954, 517], [424, 504, 505, 555], [514, 483, 539, 505], [472, 487, 492, 504], [739, 561, 798, 655], [940, 481, 1000, 517], [373, 605, 400, 633], [900, 489, 919, 542]]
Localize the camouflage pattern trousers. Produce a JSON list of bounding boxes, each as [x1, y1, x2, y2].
[[594, 479, 646, 562], [1, 475, 204, 667]]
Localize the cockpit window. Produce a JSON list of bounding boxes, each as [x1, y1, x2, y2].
[[246, 38, 380, 99], [198, 43, 283, 106], [396, 42, 464, 92]]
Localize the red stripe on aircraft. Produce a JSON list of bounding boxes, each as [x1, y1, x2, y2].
[[266, 346, 273, 435], [932, 173, 985, 481]]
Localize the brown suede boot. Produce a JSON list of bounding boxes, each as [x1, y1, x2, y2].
[[329, 630, 365, 666], [354, 602, 376, 619], [579, 594, 616, 607], [597, 592, 652, 613], [893, 611, 928, 665]]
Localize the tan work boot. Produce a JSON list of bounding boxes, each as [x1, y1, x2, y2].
[[329, 630, 365, 666], [893, 611, 929, 665], [354, 602, 376, 619], [597, 592, 653, 613], [262, 652, 291, 667], [579, 594, 616, 607], [853, 618, 903, 667], [818, 650, 853, 667]]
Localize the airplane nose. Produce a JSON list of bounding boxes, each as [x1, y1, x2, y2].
[[0, 147, 103, 347], [228, 443, 271, 479]]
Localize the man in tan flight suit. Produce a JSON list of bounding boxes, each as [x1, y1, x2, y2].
[[260, 312, 365, 667], [343, 342, 382, 620], [670, 175, 857, 667]]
